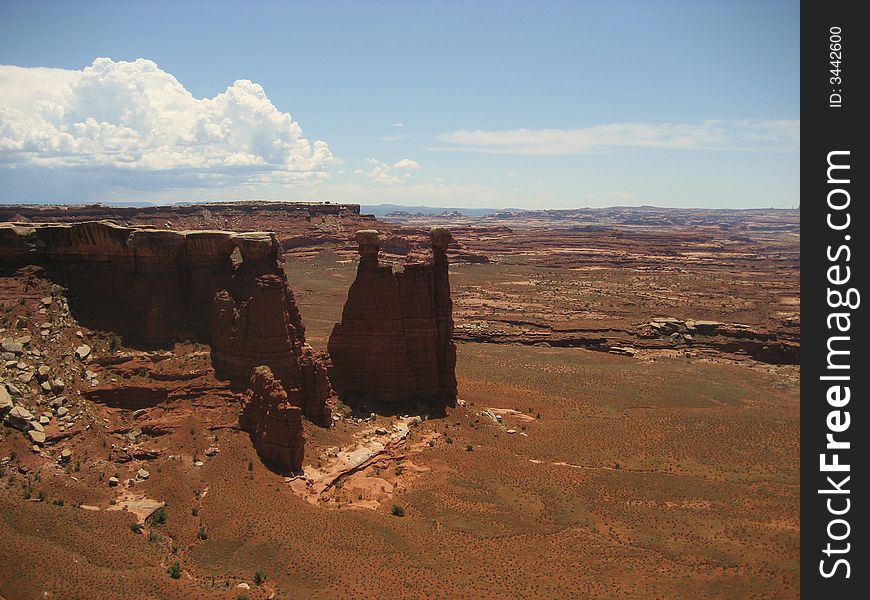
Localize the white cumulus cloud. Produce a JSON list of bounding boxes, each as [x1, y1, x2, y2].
[[365, 158, 421, 184], [0, 58, 333, 183], [434, 119, 799, 155]]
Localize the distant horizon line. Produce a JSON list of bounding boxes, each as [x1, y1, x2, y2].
[[0, 200, 801, 212]]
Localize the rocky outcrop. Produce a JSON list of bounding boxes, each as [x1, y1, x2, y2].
[[212, 273, 331, 425], [210, 235, 331, 425], [327, 228, 457, 408], [0, 220, 333, 425], [0, 221, 237, 344], [239, 366, 305, 474]]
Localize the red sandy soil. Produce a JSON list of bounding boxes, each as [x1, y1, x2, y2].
[[0, 205, 799, 599]]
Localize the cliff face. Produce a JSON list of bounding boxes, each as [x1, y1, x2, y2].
[[0, 221, 235, 344], [327, 228, 457, 408], [0, 201, 361, 222], [239, 366, 305, 474], [0, 220, 332, 427]]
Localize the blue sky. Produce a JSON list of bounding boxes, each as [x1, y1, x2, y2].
[[0, 0, 799, 208]]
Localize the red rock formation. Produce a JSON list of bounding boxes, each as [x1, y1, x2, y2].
[[0, 220, 332, 426], [82, 385, 170, 409], [327, 228, 457, 407], [239, 366, 305, 474], [210, 234, 331, 425], [0, 221, 234, 344]]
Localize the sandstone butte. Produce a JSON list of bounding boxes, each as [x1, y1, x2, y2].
[[328, 227, 457, 410], [0, 219, 457, 472]]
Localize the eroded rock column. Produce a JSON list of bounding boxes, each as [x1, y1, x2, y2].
[[239, 366, 305, 474], [327, 227, 457, 408]]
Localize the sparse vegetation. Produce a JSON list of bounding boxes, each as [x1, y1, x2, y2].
[[167, 561, 181, 579], [148, 507, 167, 527], [391, 504, 405, 517], [198, 526, 208, 540], [107, 333, 122, 352], [254, 570, 266, 585], [130, 523, 143, 534]]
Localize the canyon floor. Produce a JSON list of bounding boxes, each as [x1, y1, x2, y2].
[[0, 206, 799, 599]]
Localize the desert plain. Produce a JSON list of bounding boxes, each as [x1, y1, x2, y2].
[[0, 202, 799, 599]]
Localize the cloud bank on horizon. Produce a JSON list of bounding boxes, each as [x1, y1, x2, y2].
[[0, 58, 333, 181]]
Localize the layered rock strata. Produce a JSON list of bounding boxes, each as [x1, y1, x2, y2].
[[0, 220, 332, 426], [327, 228, 457, 407], [0, 221, 236, 343], [239, 366, 305, 474]]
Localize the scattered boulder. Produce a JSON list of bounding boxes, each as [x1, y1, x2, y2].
[[28, 430, 46, 445], [5, 405, 34, 431], [0, 386, 12, 418], [609, 346, 638, 356], [51, 379, 65, 394], [60, 449, 72, 462], [75, 345, 92, 360], [56, 406, 69, 418], [1, 340, 23, 354], [108, 476, 120, 487], [137, 468, 150, 480], [37, 366, 51, 381]]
